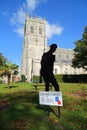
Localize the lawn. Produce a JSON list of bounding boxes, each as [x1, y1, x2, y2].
[[0, 82, 87, 130]]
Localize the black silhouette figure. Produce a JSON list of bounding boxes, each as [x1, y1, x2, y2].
[[40, 43, 59, 91]]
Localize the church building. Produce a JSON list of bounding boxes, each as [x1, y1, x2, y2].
[[21, 15, 86, 82]]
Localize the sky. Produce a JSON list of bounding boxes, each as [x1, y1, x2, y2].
[[0, 0, 87, 68]]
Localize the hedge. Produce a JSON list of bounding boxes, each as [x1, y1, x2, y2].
[[33, 74, 87, 83]]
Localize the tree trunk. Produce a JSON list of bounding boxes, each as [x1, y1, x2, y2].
[[7, 74, 11, 89]]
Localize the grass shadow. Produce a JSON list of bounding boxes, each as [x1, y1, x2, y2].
[[4, 86, 18, 89], [36, 104, 57, 116], [0, 88, 87, 130]]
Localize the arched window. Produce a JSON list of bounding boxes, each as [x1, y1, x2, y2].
[[39, 28, 42, 34], [31, 26, 34, 33], [55, 68, 57, 74], [66, 55, 69, 59], [58, 53, 61, 58]]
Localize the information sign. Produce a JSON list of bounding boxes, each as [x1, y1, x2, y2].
[[39, 91, 63, 106]]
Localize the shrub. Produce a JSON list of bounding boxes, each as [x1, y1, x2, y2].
[[21, 75, 27, 82], [0, 79, 2, 84], [55, 74, 63, 82]]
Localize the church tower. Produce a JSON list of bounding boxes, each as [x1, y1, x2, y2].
[[21, 15, 47, 81]]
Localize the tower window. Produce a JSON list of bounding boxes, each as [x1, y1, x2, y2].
[[55, 68, 57, 74], [39, 28, 42, 34], [31, 26, 34, 33], [66, 55, 69, 59], [58, 54, 61, 58]]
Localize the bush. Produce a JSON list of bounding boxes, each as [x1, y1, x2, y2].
[[33, 74, 63, 83], [55, 74, 63, 82], [0, 79, 2, 84], [21, 75, 27, 82], [33, 74, 87, 83], [63, 74, 87, 83], [33, 76, 43, 83]]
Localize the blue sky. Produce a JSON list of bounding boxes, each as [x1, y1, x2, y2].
[[0, 0, 87, 68]]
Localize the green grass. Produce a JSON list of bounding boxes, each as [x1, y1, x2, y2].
[[0, 82, 87, 130]]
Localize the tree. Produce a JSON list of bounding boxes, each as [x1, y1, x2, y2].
[[4, 62, 19, 88], [0, 53, 7, 67], [0, 53, 7, 76], [72, 26, 87, 70], [0, 53, 19, 88]]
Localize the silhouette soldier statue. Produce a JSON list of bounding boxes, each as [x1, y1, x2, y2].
[[40, 43, 60, 91]]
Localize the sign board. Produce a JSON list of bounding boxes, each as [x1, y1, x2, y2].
[[39, 91, 63, 106]]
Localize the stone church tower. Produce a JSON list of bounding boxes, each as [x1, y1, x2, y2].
[[21, 15, 47, 81], [21, 15, 87, 82]]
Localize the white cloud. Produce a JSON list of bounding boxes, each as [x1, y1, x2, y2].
[[14, 27, 24, 37], [26, 0, 39, 11], [10, 7, 26, 37], [10, 0, 47, 26], [10, 7, 25, 26], [26, 0, 47, 11], [10, 0, 63, 38], [46, 21, 64, 39], [10, 0, 46, 36]]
